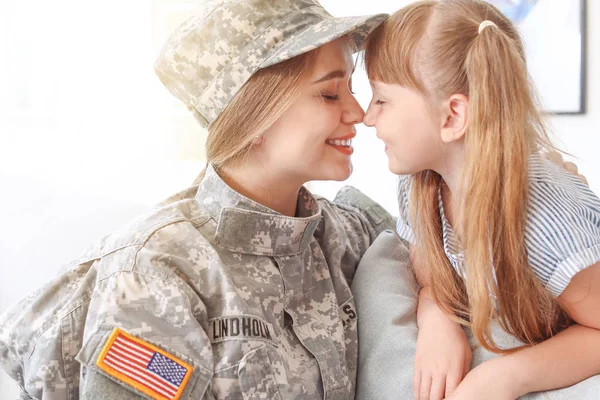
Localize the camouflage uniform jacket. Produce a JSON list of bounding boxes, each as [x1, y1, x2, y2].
[[0, 165, 395, 400]]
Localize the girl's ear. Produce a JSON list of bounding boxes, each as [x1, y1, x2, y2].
[[440, 94, 469, 143]]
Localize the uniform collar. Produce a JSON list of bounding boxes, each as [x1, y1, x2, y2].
[[195, 165, 321, 257]]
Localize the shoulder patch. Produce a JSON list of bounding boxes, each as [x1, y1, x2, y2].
[[97, 328, 194, 400]]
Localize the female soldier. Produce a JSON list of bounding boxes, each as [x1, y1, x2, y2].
[[0, 1, 391, 399]]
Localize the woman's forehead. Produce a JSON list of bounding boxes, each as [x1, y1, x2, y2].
[[312, 39, 354, 79]]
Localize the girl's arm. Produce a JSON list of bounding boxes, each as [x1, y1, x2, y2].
[[449, 263, 600, 399], [505, 262, 600, 396], [412, 245, 473, 400]]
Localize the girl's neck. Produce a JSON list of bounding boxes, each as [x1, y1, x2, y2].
[[434, 143, 466, 227], [219, 164, 302, 217], [439, 170, 462, 200]]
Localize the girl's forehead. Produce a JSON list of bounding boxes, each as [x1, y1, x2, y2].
[[369, 80, 389, 90]]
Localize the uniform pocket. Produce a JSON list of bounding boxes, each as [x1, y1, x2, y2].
[[238, 346, 282, 400]]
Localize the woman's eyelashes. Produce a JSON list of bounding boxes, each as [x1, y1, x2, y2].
[[321, 92, 340, 101], [321, 88, 356, 101]]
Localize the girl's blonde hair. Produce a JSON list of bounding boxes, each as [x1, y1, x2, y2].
[[194, 49, 319, 183], [364, 0, 570, 352]]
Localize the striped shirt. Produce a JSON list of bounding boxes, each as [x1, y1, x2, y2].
[[396, 154, 600, 297]]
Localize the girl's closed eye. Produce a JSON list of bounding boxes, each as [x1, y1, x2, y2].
[[374, 99, 386, 105]]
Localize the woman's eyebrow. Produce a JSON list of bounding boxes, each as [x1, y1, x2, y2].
[[312, 69, 348, 84]]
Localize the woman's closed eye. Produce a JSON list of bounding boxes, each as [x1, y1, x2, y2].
[[321, 92, 340, 101]]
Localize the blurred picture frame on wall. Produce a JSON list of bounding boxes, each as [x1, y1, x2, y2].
[[487, 0, 587, 115]]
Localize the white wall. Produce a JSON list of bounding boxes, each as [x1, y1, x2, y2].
[[0, 0, 203, 396], [1, 0, 598, 396]]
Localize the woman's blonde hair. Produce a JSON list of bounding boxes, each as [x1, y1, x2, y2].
[[194, 49, 319, 183], [364, 0, 570, 352]]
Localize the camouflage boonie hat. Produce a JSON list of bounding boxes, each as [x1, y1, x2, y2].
[[154, 0, 388, 128]]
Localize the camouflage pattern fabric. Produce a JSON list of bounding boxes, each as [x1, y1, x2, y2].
[[154, 0, 387, 127], [0, 165, 396, 399]]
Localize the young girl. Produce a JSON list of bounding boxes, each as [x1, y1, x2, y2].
[[362, 0, 600, 399]]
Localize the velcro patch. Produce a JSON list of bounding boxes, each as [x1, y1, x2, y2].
[[96, 328, 193, 400], [340, 299, 357, 328], [208, 315, 276, 346]]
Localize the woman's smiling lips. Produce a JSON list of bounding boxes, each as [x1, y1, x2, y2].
[[326, 133, 355, 155]]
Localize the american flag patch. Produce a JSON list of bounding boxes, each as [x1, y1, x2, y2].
[[96, 328, 194, 400]]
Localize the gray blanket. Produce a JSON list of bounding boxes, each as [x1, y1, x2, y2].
[[352, 230, 600, 399]]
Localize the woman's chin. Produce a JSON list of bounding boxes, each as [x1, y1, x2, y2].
[[331, 162, 353, 181], [312, 162, 353, 182]]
